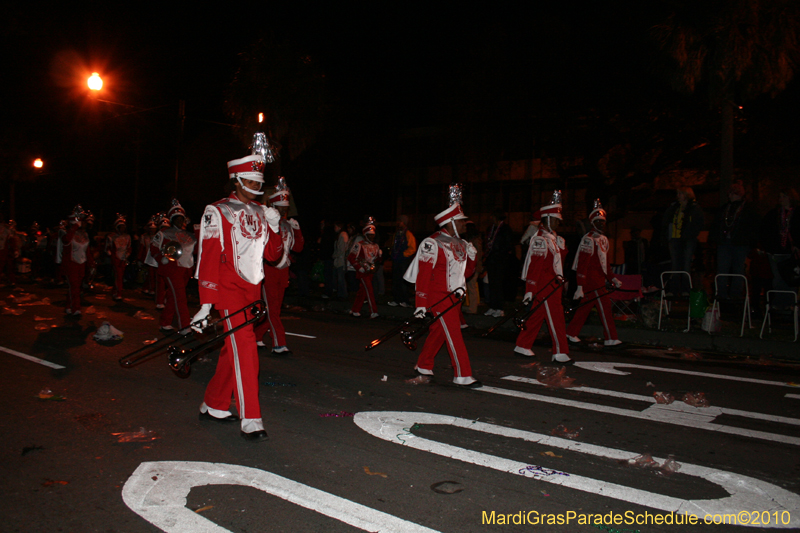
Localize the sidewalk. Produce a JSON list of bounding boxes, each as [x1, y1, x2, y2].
[[285, 292, 800, 365]]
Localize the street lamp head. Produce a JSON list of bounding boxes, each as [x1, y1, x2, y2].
[[33, 158, 44, 169], [88, 72, 103, 91]]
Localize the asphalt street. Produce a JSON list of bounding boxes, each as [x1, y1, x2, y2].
[[2, 280, 800, 532]]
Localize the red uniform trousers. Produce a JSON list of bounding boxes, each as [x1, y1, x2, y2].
[[111, 257, 126, 298], [567, 289, 618, 341], [515, 287, 570, 356], [62, 260, 86, 312], [203, 286, 262, 420], [351, 272, 377, 314], [415, 291, 473, 378], [254, 266, 289, 347], [159, 266, 191, 329]]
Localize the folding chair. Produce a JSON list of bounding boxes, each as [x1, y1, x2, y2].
[[709, 274, 752, 337], [760, 290, 798, 342], [609, 274, 643, 319], [659, 271, 692, 332]]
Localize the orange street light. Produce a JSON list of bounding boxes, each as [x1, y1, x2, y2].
[[33, 158, 44, 169], [258, 112, 264, 123], [88, 72, 103, 91]]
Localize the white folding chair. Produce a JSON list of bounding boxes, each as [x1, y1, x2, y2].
[[760, 290, 798, 342], [709, 274, 752, 337], [658, 271, 692, 332]]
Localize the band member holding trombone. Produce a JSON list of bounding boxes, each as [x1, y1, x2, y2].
[[150, 199, 196, 333], [192, 153, 283, 442], [514, 191, 573, 364], [349, 217, 382, 318], [404, 184, 481, 388], [254, 178, 304, 354], [105, 213, 131, 302], [61, 205, 93, 317], [566, 199, 623, 346]]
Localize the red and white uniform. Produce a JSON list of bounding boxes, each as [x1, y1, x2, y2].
[[254, 218, 304, 347], [105, 231, 131, 299], [151, 226, 196, 329], [567, 231, 619, 341], [348, 236, 381, 315], [195, 193, 282, 421], [515, 228, 569, 356], [61, 224, 93, 313], [404, 230, 476, 381]]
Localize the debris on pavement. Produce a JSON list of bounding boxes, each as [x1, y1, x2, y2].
[[34, 315, 53, 321], [520, 362, 540, 369], [405, 375, 432, 385], [537, 366, 576, 388], [93, 322, 124, 342], [41, 479, 69, 487], [550, 424, 581, 439], [2, 307, 25, 315], [84, 306, 97, 315], [143, 338, 158, 345], [653, 391, 675, 404], [319, 411, 355, 417], [34, 323, 51, 331], [519, 465, 570, 477], [363, 466, 388, 478], [113, 427, 159, 443], [430, 481, 463, 494], [645, 381, 655, 387], [540, 451, 562, 458], [682, 392, 710, 407], [37, 388, 66, 401], [625, 453, 681, 476], [381, 375, 387, 381], [680, 351, 702, 361], [18, 297, 51, 306], [133, 310, 155, 320]]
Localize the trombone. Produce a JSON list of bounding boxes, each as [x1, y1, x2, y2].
[[364, 287, 465, 351], [482, 276, 566, 336], [118, 300, 266, 377]]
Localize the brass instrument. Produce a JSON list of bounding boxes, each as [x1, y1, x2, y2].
[[513, 276, 566, 330], [161, 240, 183, 262], [364, 288, 465, 351], [359, 260, 376, 273], [119, 300, 266, 378]]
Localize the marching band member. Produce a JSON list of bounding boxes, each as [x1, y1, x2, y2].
[[105, 214, 132, 301], [404, 184, 481, 388], [348, 217, 382, 318], [192, 152, 283, 442], [138, 215, 159, 296], [151, 213, 171, 309], [514, 191, 573, 364], [254, 178, 304, 354], [566, 199, 622, 346], [0, 218, 18, 285], [61, 206, 93, 316], [150, 200, 196, 332]]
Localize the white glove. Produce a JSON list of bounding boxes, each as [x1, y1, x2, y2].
[[414, 307, 427, 319], [191, 304, 213, 333], [466, 242, 477, 260], [573, 286, 584, 300], [161, 257, 169, 265], [264, 207, 281, 232], [288, 218, 300, 230], [612, 278, 622, 288], [523, 292, 533, 305]]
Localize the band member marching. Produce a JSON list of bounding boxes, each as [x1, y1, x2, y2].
[[514, 191, 573, 365], [566, 199, 623, 346], [151, 200, 197, 333], [404, 184, 481, 388], [349, 217, 382, 318], [192, 151, 283, 442], [145, 213, 171, 309], [105, 214, 132, 301], [254, 178, 304, 354], [138, 215, 159, 296], [61, 205, 94, 317]]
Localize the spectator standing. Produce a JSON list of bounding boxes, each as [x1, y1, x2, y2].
[[713, 181, 758, 299], [760, 188, 800, 303], [663, 187, 704, 296], [388, 215, 417, 307]]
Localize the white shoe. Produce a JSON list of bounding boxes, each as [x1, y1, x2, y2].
[[514, 346, 535, 357], [492, 309, 505, 318], [350, 311, 361, 317], [370, 313, 379, 319], [387, 301, 398, 307], [567, 335, 581, 344], [552, 353, 574, 365], [256, 341, 266, 347], [460, 323, 469, 329], [484, 308, 496, 316], [155, 304, 165, 310], [604, 339, 622, 346], [398, 302, 411, 308]]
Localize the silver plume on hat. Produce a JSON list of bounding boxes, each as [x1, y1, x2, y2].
[[550, 190, 562, 205], [251, 132, 275, 163], [448, 183, 464, 206]]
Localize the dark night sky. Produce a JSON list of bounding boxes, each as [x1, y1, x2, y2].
[[2, 2, 798, 228]]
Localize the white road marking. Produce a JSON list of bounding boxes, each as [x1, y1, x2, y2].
[[285, 332, 317, 339], [575, 361, 796, 387], [122, 461, 439, 533], [505, 375, 800, 427], [480, 382, 800, 446], [354, 411, 800, 529], [787, 394, 800, 400], [0, 345, 65, 370]]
